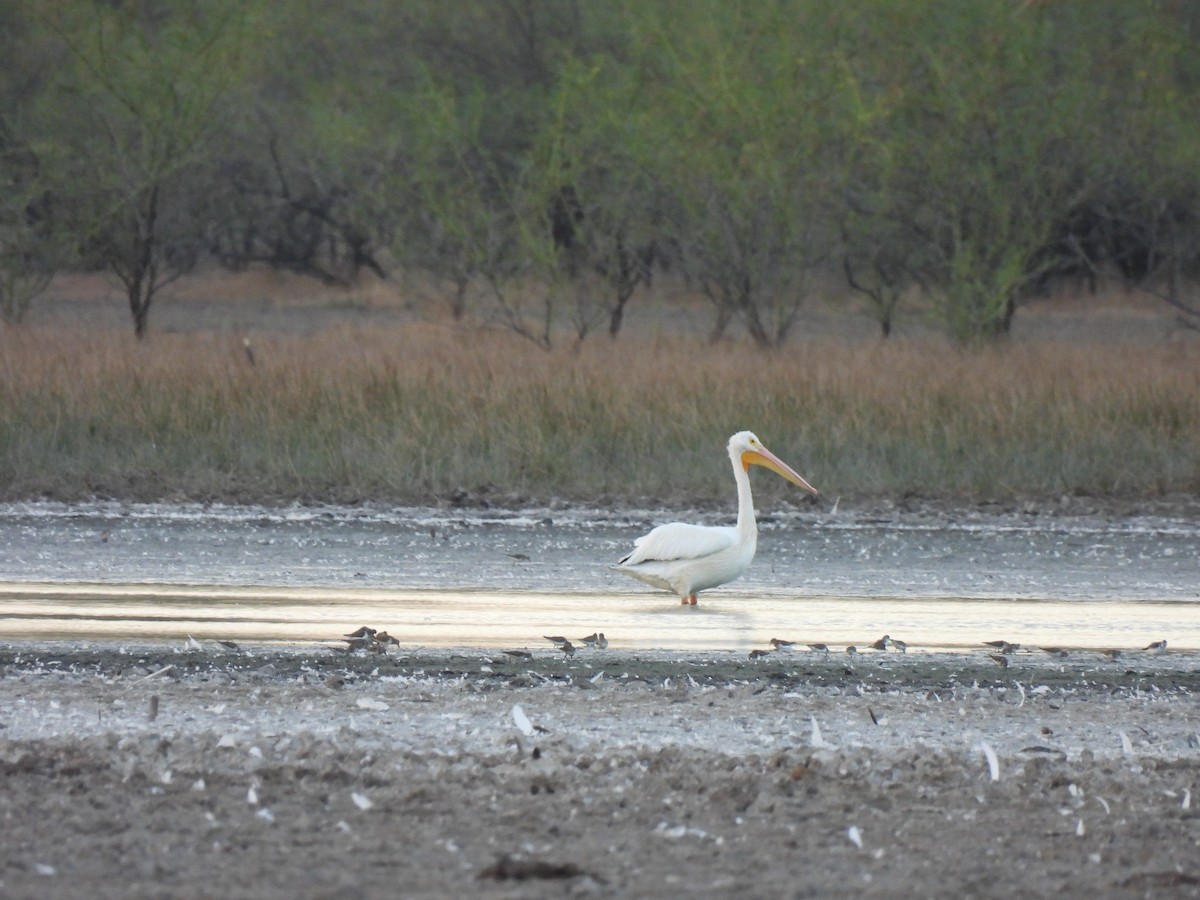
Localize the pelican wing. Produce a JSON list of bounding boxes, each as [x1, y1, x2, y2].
[[620, 522, 737, 566]]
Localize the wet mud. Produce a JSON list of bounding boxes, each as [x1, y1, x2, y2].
[[2, 643, 1198, 899]]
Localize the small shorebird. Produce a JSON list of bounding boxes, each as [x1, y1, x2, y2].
[[871, 635, 891, 651], [845, 645, 857, 657], [1040, 646, 1069, 658], [578, 632, 608, 649], [340, 626, 398, 653], [991, 654, 1010, 669], [343, 626, 377, 650], [544, 635, 570, 648], [807, 643, 830, 654], [749, 648, 772, 659], [891, 638, 908, 654], [983, 640, 1020, 655], [558, 640, 576, 656], [770, 638, 796, 651], [1143, 639, 1168, 654]]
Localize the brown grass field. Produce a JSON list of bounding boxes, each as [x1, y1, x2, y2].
[[1, 270, 1198, 507]]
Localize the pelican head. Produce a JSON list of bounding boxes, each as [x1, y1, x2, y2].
[[729, 431, 819, 496]]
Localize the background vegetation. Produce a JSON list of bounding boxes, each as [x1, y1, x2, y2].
[[2, 324, 1197, 505], [1, 1, 1198, 507], [2, 0, 1200, 342]]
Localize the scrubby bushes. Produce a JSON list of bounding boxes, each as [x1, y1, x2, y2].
[[2, 1, 1199, 341]]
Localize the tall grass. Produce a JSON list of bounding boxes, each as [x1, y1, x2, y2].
[[1, 323, 1197, 505]]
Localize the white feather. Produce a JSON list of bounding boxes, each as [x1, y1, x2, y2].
[[622, 522, 737, 565], [810, 716, 826, 749], [847, 825, 863, 849], [979, 742, 1000, 781], [512, 703, 534, 737]]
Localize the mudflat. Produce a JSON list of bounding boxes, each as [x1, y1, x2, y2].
[[2, 644, 1198, 899]]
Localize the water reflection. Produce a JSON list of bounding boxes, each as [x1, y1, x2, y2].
[[2, 583, 1195, 652], [2, 501, 1197, 652]]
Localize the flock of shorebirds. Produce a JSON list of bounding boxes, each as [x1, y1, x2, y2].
[[330, 627, 1171, 663], [748, 634, 908, 660], [496, 634, 610, 659], [331, 628, 611, 656], [981, 638, 1170, 666], [745, 635, 1172, 665], [749, 635, 1172, 663]]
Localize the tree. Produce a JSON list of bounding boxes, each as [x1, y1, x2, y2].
[[628, 2, 841, 347], [888, 4, 1090, 340], [520, 57, 662, 343], [46, 1, 257, 338], [0, 7, 72, 325], [1052, 3, 1200, 329], [391, 79, 535, 332], [0, 128, 66, 325]]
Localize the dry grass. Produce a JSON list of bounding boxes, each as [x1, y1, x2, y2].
[[1, 320, 1197, 504]]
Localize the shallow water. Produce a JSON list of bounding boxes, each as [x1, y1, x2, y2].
[[0, 501, 1197, 651]]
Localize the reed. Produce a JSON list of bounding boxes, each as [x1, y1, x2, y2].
[[1, 323, 1197, 505]]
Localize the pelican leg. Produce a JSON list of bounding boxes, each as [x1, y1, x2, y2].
[[687, 594, 698, 606], [680, 595, 689, 605]]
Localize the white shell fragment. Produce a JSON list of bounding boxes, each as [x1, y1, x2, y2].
[[847, 825, 863, 849], [351, 792, 373, 811]]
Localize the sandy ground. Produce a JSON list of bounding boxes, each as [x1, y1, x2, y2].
[[2, 643, 1198, 899]]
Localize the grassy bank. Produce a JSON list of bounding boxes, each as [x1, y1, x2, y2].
[[1, 322, 1197, 506]]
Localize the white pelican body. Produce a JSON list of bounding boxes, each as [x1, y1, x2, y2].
[[616, 431, 818, 605]]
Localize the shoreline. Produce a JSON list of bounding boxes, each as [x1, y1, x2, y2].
[[2, 489, 1199, 520], [2, 642, 1198, 898]]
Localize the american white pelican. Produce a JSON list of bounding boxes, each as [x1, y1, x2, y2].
[[615, 431, 818, 605]]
